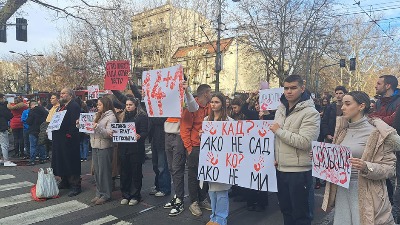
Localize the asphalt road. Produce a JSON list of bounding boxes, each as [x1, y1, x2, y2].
[[0, 135, 333, 225]]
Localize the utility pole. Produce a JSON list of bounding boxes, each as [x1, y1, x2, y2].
[[9, 51, 43, 94], [215, 0, 222, 92]]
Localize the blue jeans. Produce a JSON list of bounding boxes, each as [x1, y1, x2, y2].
[[209, 190, 229, 225], [157, 149, 171, 194], [80, 135, 89, 159], [29, 134, 46, 162], [23, 129, 30, 156]]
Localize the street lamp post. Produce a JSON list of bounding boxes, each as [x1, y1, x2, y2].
[[9, 51, 44, 94], [215, 0, 240, 92]]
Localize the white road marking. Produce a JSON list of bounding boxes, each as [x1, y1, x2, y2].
[[0, 181, 33, 192], [0, 174, 15, 181], [0, 193, 32, 208], [82, 215, 118, 225]]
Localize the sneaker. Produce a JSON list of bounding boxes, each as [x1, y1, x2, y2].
[[164, 195, 177, 209], [95, 197, 109, 205], [120, 199, 129, 205], [169, 198, 184, 216], [199, 199, 212, 211], [27, 161, 35, 166], [128, 199, 139, 206], [155, 191, 167, 197], [91, 197, 100, 203], [4, 161, 17, 167], [149, 186, 157, 195], [189, 201, 202, 216]]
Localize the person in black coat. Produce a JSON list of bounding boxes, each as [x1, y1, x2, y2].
[[119, 97, 149, 206], [0, 94, 14, 165], [51, 88, 82, 197], [26, 101, 48, 165]]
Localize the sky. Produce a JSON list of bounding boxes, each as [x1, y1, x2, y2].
[[1, 0, 400, 60]]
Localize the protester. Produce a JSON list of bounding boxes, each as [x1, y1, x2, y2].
[[369, 99, 376, 114], [225, 96, 232, 117], [0, 94, 16, 166], [322, 91, 400, 225], [52, 88, 82, 197], [321, 86, 348, 143], [369, 75, 400, 218], [201, 93, 232, 225], [119, 97, 148, 206], [89, 97, 117, 205], [163, 80, 199, 216], [8, 97, 28, 158], [21, 105, 30, 160], [42, 93, 60, 160], [271, 75, 320, 225], [181, 84, 212, 216], [392, 104, 400, 223], [26, 100, 48, 165]]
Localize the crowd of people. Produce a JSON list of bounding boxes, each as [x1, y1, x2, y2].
[[1, 74, 400, 225]]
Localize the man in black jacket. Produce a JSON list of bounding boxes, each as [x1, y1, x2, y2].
[[26, 100, 49, 165], [0, 94, 16, 166], [321, 86, 348, 143]]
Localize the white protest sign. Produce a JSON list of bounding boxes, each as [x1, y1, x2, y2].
[[259, 88, 284, 111], [47, 110, 67, 131], [142, 65, 184, 117], [198, 120, 277, 192], [79, 113, 95, 133], [312, 141, 352, 189], [111, 123, 137, 142], [87, 85, 99, 100]]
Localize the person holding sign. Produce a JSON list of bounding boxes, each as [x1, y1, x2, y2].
[[52, 88, 82, 197], [201, 93, 233, 225], [89, 97, 117, 205], [322, 91, 400, 225], [118, 97, 148, 206], [270, 75, 320, 225]]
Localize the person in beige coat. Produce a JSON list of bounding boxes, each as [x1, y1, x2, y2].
[[89, 97, 117, 205], [322, 91, 400, 225]]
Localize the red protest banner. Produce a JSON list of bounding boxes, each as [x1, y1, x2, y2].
[[104, 60, 130, 90]]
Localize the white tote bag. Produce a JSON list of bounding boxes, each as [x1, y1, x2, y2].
[[36, 168, 59, 198]]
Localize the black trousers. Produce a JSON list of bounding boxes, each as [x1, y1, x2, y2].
[[60, 175, 81, 190], [12, 128, 24, 156], [276, 170, 312, 225], [120, 154, 143, 201], [187, 146, 208, 203]]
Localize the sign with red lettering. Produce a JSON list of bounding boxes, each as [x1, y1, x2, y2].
[[312, 141, 352, 189], [142, 65, 184, 117], [198, 120, 277, 192], [87, 85, 99, 100], [78, 113, 95, 133], [259, 88, 284, 110], [104, 60, 130, 90]]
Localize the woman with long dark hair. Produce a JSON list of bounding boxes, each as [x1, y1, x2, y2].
[[202, 92, 232, 225], [119, 97, 148, 206], [322, 91, 400, 225], [89, 97, 117, 205]]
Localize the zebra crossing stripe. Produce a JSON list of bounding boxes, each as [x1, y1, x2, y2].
[[0, 193, 31, 208], [0, 174, 15, 181], [0, 181, 34, 192], [0, 200, 89, 225], [82, 215, 118, 225], [113, 221, 133, 225]]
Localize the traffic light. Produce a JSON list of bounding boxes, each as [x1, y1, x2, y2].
[[16, 18, 27, 42], [0, 25, 6, 43], [339, 59, 345, 68], [349, 58, 356, 71]]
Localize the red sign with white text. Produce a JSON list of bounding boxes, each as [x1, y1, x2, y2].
[[104, 60, 130, 90]]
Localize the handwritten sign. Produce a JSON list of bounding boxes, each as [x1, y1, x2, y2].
[[87, 85, 99, 100], [111, 123, 137, 142], [79, 113, 95, 133], [198, 120, 277, 192], [312, 141, 352, 189], [142, 65, 184, 117], [259, 88, 284, 111], [47, 111, 67, 131], [104, 60, 130, 90]]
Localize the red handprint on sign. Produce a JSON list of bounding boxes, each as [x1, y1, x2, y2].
[[261, 99, 272, 111], [258, 121, 271, 137], [204, 122, 217, 135], [207, 152, 219, 166], [254, 156, 265, 172]]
